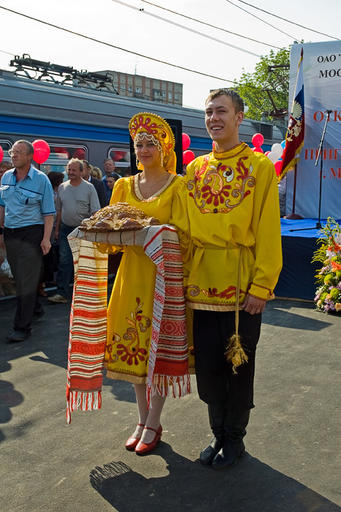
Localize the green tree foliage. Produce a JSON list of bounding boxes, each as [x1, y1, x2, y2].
[[234, 47, 290, 121]]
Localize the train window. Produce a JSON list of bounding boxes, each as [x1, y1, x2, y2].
[[0, 140, 12, 162], [251, 122, 273, 140], [39, 145, 88, 174], [108, 148, 131, 176], [108, 148, 130, 166]]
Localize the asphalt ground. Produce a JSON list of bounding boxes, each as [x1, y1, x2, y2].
[[0, 296, 340, 512]]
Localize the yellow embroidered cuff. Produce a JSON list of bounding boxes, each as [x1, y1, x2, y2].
[[248, 283, 273, 300]]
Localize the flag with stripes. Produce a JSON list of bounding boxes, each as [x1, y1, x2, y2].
[[278, 48, 304, 181]]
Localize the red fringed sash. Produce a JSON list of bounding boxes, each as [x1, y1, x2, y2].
[[144, 226, 191, 404], [66, 225, 190, 424]]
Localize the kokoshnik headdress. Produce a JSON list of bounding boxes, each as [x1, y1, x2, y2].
[[129, 112, 177, 174]]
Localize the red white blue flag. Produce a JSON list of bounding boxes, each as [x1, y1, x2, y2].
[[278, 48, 304, 181]]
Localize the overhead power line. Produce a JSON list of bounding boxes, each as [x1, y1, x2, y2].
[[140, 0, 281, 50], [225, 0, 298, 40], [235, 0, 340, 40], [112, 0, 261, 57], [0, 49, 15, 56], [0, 4, 237, 83]]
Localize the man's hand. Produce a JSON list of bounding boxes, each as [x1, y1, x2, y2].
[[40, 238, 51, 256], [243, 293, 267, 315]]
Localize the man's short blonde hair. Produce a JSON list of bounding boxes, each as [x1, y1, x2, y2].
[[206, 89, 244, 113]]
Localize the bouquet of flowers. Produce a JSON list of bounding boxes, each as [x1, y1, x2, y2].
[[313, 217, 341, 314]]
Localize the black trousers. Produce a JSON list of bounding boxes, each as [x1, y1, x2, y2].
[[4, 224, 44, 332], [193, 309, 261, 413]]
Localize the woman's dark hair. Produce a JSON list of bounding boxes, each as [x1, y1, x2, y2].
[[47, 171, 64, 188]]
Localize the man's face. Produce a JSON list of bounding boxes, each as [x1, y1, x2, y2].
[[205, 95, 243, 147], [104, 159, 115, 175], [10, 142, 32, 170], [67, 162, 82, 182]]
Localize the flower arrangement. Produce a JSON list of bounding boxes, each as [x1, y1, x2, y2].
[[313, 217, 341, 313]]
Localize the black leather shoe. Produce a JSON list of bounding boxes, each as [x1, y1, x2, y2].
[[199, 437, 223, 466], [6, 329, 31, 342], [212, 440, 245, 470]]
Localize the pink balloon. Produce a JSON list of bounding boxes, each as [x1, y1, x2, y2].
[[32, 139, 50, 164], [254, 147, 264, 153], [0, 145, 3, 163], [183, 150, 195, 165], [274, 160, 282, 176], [182, 133, 191, 151], [251, 133, 264, 147]]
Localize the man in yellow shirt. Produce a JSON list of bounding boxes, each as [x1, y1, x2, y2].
[[172, 89, 282, 469]]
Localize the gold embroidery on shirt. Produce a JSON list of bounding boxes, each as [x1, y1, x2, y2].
[[187, 156, 256, 213], [186, 284, 246, 301]]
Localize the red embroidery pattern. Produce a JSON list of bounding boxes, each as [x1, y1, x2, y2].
[[108, 297, 150, 366], [129, 114, 173, 154], [187, 156, 256, 213], [187, 285, 246, 301]]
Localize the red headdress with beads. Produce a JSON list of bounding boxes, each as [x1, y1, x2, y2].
[[129, 112, 176, 174]]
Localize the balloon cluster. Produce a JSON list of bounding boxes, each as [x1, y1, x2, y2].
[[182, 133, 195, 165], [250, 132, 286, 177], [265, 140, 286, 176]]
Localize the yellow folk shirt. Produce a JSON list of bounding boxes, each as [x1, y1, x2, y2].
[[170, 143, 283, 311]]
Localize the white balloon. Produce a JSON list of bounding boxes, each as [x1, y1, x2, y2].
[[267, 151, 278, 163], [271, 143, 283, 157]]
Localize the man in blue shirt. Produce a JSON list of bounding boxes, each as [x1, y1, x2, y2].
[[0, 140, 55, 341]]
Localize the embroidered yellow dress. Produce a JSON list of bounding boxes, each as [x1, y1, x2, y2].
[[170, 143, 283, 310], [105, 173, 183, 383]]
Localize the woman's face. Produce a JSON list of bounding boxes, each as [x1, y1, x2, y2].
[[106, 177, 116, 189], [135, 138, 161, 168]]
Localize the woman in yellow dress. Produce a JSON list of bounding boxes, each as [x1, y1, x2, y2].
[[105, 112, 184, 455]]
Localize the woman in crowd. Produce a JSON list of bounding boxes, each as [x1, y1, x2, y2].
[[104, 171, 122, 204], [105, 112, 185, 455], [91, 166, 103, 180]]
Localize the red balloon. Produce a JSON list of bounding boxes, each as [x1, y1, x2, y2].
[[33, 139, 50, 164], [0, 145, 3, 163], [254, 147, 264, 153], [182, 133, 191, 151], [183, 150, 195, 165], [274, 160, 282, 176], [264, 151, 270, 156], [251, 133, 264, 148]]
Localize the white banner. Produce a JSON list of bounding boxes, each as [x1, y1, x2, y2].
[[286, 41, 341, 219]]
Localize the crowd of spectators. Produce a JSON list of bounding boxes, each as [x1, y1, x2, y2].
[[0, 156, 126, 300]]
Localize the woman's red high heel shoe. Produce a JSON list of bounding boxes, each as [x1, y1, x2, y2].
[[125, 423, 145, 451], [135, 425, 162, 455]]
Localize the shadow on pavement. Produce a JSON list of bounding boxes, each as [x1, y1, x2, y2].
[[103, 376, 136, 404], [0, 364, 24, 444], [263, 300, 333, 331], [90, 442, 341, 512], [0, 297, 69, 369]]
